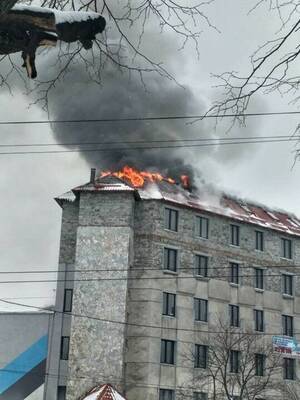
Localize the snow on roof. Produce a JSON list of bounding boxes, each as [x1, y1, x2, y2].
[[13, 5, 101, 24], [57, 176, 300, 238], [81, 384, 126, 400]]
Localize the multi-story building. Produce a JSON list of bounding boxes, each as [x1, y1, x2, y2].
[[48, 169, 300, 400]]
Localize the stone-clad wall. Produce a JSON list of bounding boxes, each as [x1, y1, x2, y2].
[[125, 200, 300, 400], [66, 192, 135, 400]]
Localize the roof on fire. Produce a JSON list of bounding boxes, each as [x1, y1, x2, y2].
[[80, 384, 126, 400], [55, 175, 300, 238]]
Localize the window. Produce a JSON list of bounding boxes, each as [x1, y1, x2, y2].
[[194, 298, 208, 322], [194, 344, 208, 369], [283, 358, 295, 380], [254, 310, 264, 332], [163, 292, 176, 317], [230, 350, 240, 373], [164, 248, 178, 272], [63, 289, 73, 312], [165, 208, 178, 232], [255, 354, 265, 376], [230, 224, 240, 246], [159, 389, 175, 400], [196, 216, 209, 239], [193, 392, 208, 400], [57, 386, 66, 400], [254, 268, 264, 290], [282, 315, 294, 337], [282, 274, 293, 296], [229, 305, 240, 327], [255, 231, 264, 251], [60, 336, 70, 360], [195, 255, 208, 277], [230, 262, 239, 284], [281, 238, 292, 259], [160, 339, 176, 364]]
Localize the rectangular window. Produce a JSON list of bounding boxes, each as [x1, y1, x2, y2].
[[57, 386, 66, 400], [196, 216, 209, 239], [60, 336, 70, 360], [282, 315, 294, 337], [194, 298, 208, 322], [193, 393, 208, 400], [163, 248, 178, 272], [163, 292, 176, 317], [195, 255, 208, 277], [160, 339, 176, 364], [159, 389, 174, 400], [282, 274, 293, 296], [283, 358, 295, 380], [281, 238, 292, 259], [229, 305, 240, 327], [194, 344, 208, 369], [230, 262, 239, 284], [165, 208, 178, 232], [230, 224, 240, 246], [254, 310, 264, 332], [63, 289, 73, 312], [255, 231, 264, 251], [255, 354, 265, 376], [230, 350, 240, 373], [254, 268, 264, 290]]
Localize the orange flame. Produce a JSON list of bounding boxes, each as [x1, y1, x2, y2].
[[100, 165, 176, 188], [180, 175, 190, 189]]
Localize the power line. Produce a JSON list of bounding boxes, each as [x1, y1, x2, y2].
[[0, 137, 297, 156], [0, 298, 296, 337], [0, 110, 300, 125], [0, 134, 298, 148], [0, 264, 299, 274], [0, 272, 300, 284]]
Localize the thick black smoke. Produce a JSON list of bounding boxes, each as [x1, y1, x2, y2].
[[47, 65, 205, 182]]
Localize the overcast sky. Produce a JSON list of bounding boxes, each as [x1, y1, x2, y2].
[[1, 0, 300, 310]]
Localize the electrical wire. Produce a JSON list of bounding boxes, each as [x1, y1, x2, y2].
[[0, 298, 296, 337], [0, 137, 297, 156], [0, 110, 299, 125], [0, 134, 299, 148]]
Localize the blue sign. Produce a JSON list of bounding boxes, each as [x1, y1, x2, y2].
[[272, 336, 300, 357]]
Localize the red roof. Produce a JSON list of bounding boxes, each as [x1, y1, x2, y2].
[[81, 384, 126, 400]]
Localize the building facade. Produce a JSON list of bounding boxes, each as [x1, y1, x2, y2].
[[0, 312, 53, 400], [49, 171, 300, 400]]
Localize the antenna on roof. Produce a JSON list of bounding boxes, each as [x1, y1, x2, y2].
[[90, 168, 96, 183]]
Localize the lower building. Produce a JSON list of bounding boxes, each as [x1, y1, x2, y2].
[[0, 311, 53, 400]]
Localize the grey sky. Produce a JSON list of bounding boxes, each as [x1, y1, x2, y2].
[[0, 0, 300, 310]]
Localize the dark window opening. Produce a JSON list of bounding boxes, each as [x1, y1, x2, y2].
[[194, 344, 208, 369], [255, 268, 264, 290], [196, 216, 209, 239], [281, 238, 292, 259], [195, 255, 208, 277], [63, 289, 73, 312], [194, 298, 208, 322], [60, 336, 70, 360], [230, 224, 240, 246], [230, 350, 240, 373], [160, 339, 176, 364], [282, 315, 294, 337], [229, 305, 240, 327], [163, 292, 176, 317], [254, 309, 264, 332], [230, 262, 239, 284], [255, 353, 265, 376], [282, 274, 293, 296], [255, 231, 264, 251], [165, 208, 178, 232], [164, 248, 178, 272]]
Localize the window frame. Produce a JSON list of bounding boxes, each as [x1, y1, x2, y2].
[[163, 247, 178, 272], [230, 224, 240, 247], [194, 298, 208, 323], [194, 344, 208, 369], [159, 389, 175, 400], [60, 336, 70, 360], [193, 393, 208, 400], [254, 267, 264, 290], [162, 292, 176, 317], [282, 315, 294, 337], [196, 215, 209, 239], [229, 304, 240, 328], [254, 309, 264, 332], [165, 207, 179, 232], [282, 273, 294, 296], [229, 262, 240, 285], [194, 254, 209, 278], [230, 350, 240, 373], [255, 230, 264, 251], [63, 288, 73, 312], [281, 238, 293, 260], [255, 353, 265, 376], [283, 357, 295, 380], [160, 339, 176, 365]]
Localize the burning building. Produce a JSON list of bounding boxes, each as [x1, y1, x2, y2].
[[46, 166, 300, 400]]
